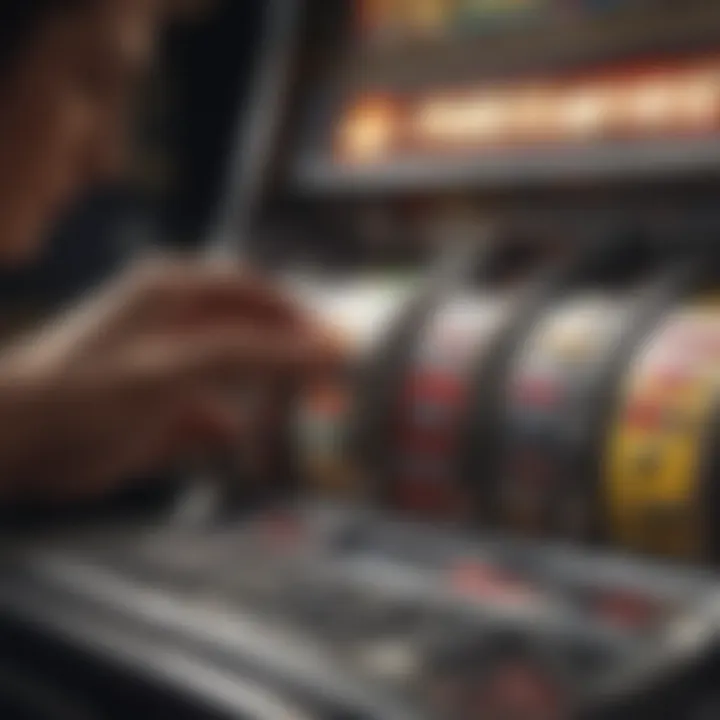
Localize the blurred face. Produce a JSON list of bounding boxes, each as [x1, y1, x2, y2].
[[0, 0, 164, 266]]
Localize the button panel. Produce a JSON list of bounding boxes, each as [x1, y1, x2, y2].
[[50, 503, 720, 720]]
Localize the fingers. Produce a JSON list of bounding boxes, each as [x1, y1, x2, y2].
[[122, 257, 308, 330], [125, 323, 342, 393], [181, 329, 340, 382], [170, 393, 248, 450]]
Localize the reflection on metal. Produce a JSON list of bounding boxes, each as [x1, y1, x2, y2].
[[209, 0, 306, 258]]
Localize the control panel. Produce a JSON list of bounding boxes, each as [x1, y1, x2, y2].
[[4, 503, 720, 719]]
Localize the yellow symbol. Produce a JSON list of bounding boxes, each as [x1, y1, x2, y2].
[[605, 298, 720, 561]]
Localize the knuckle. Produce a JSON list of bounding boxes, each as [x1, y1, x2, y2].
[[128, 258, 188, 304]]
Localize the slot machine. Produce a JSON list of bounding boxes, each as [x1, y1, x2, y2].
[[3, 1, 720, 719]]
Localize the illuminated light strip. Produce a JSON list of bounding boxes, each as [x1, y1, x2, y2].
[[336, 57, 720, 163], [411, 66, 720, 147]]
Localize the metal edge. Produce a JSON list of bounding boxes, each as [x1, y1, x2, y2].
[[207, 0, 307, 258]]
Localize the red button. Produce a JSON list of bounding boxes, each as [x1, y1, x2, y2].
[[450, 561, 533, 604]]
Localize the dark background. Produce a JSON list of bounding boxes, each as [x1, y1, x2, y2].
[[0, 0, 264, 312]]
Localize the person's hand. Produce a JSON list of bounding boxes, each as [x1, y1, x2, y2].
[[0, 258, 338, 503]]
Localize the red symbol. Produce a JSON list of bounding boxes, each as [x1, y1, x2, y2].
[[397, 429, 455, 455], [395, 478, 463, 517], [449, 561, 534, 604], [405, 371, 464, 404], [512, 377, 561, 408], [652, 367, 691, 391], [594, 590, 661, 630], [626, 401, 663, 430]]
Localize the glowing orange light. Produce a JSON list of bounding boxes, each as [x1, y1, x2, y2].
[[336, 57, 720, 164], [506, 85, 558, 142], [414, 92, 508, 145], [561, 84, 612, 138], [639, 80, 677, 122], [675, 69, 720, 128], [337, 97, 397, 162]]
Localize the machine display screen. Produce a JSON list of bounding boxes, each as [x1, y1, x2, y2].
[[335, 55, 720, 166], [295, 0, 720, 180]]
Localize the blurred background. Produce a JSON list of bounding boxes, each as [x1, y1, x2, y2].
[[0, 0, 263, 332], [9, 0, 720, 315]]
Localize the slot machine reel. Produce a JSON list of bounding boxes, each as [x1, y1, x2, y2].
[[381, 230, 673, 529], [494, 234, 698, 543], [296, 239, 504, 506], [292, 276, 420, 501], [376, 233, 615, 525], [372, 236, 560, 523], [605, 291, 720, 563]]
